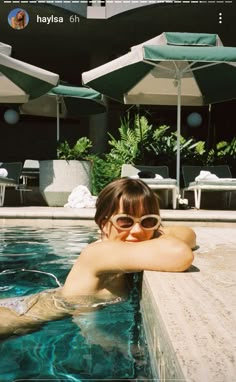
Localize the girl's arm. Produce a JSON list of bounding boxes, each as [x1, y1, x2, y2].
[[62, 234, 194, 298], [11, 17, 16, 28], [76, 235, 194, 274]]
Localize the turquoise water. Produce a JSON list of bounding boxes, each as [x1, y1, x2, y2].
[[0, 225, 152, 381]]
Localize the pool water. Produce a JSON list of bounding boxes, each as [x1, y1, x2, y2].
[[0, 225, 153, 381]]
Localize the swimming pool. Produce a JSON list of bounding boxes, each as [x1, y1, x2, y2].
[[0, 224, 153, 381]]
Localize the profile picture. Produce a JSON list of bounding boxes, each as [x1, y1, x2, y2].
[[8, 8, 29, 30]]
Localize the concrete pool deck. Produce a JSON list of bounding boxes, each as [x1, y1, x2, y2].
[[141, 225, 236, 382], [0, 206, 235, 381], [0, 206, 235, 222]]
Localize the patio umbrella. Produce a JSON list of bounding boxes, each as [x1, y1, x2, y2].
[[0, 41, 59, 104], [20, 84, 106, 141], [82, 32, 236, 189]]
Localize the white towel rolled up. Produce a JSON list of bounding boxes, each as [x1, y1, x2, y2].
[[195, 171, 219, 181], [155, 174, 164, 179], [0, 168, 8, 178], [64, 185, 97, 209]]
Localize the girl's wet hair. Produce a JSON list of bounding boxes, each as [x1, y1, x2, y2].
[[15, 10, 26, 27], [95, 178, 160, 230], [16, 10, 25, 17]]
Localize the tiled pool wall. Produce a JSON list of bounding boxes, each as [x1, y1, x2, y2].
[[141, 277, 184, 382]]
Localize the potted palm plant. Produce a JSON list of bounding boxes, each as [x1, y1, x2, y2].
[[39, 137, 93, 207]]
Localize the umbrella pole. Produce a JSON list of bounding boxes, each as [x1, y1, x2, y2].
[[176, 77, 181, 195], [206, 104, 212, 152], [56, 95, 60, 142], [136, 104, 144, 160]]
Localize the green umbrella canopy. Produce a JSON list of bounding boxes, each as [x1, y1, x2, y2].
[[20, 84, 107, 141], [21, 84, 106, 118], [49, 84, 106, 116], [82, 32, 236, 188], [0, 42, 59, 103], [82, 32, 236, 105]]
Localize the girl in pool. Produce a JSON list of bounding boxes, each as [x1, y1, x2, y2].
[[0, 178, 196, 337]]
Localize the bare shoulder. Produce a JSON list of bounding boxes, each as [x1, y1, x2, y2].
[[161, 225, 197, 249]]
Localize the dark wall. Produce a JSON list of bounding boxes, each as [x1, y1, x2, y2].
[[0, 112, 90, 162], [107, 100, 236, 145]]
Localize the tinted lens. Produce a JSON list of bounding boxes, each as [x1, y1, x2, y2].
[[116, 216, 134, 229], [141, 216, 159, 228]]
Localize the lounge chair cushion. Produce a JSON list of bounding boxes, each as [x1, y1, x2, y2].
[[141, 178, 177, 185], [189, 179, 236, 187], [0, 176, 17, 186]]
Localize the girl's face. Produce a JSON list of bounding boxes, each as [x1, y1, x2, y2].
[[102, 198, 156, 242], [16, 11, 24, 20]]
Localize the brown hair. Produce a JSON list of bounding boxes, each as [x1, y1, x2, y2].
[[95, 178, 160, 230], [14, 10, 26, 28]]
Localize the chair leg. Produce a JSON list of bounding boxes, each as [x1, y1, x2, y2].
[[172, 188, 177, 209], [194, 189, 198, 209], [198, 190, 202, 209], [0, 185, 6, 207], [22, 175, 27, 185], [164, 190, 169, 208], [194, 189, 201, 209], [225, 191, 232, 208], [19, 189, 24, 205]]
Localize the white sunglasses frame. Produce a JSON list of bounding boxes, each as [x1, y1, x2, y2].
[[109, 214, 161, 231]]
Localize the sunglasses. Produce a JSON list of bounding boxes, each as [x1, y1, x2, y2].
[[109, 214, 161, 231]]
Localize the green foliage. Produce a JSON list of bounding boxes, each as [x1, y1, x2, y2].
[[90, 154, 121, 195], [194, 141, 207, 156], [92, 114, 235, 193], [56, 114, 235, 195], [206, 137, 236, 165], [143, 125, 204, 169], [108, 114, 152, 164], [89, 112, 154, 194], [57, 141, 72, 160], [57, 137, 92, 160]]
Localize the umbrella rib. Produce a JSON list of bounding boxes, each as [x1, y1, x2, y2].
[[143, 59, 175, 73], [189, 61, 221, 72], [143, 59, 220, 78], [144, 58, 225, 75], [143, 59, 178, 77]]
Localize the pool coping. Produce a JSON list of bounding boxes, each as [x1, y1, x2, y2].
[[0, 206, 235, 222]]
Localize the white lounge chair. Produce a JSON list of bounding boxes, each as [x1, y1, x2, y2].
[[121, 164, 178, 209], [182, 165, 236, 209], [21, 160, 40, 185], [0, 162, 23, 206]]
